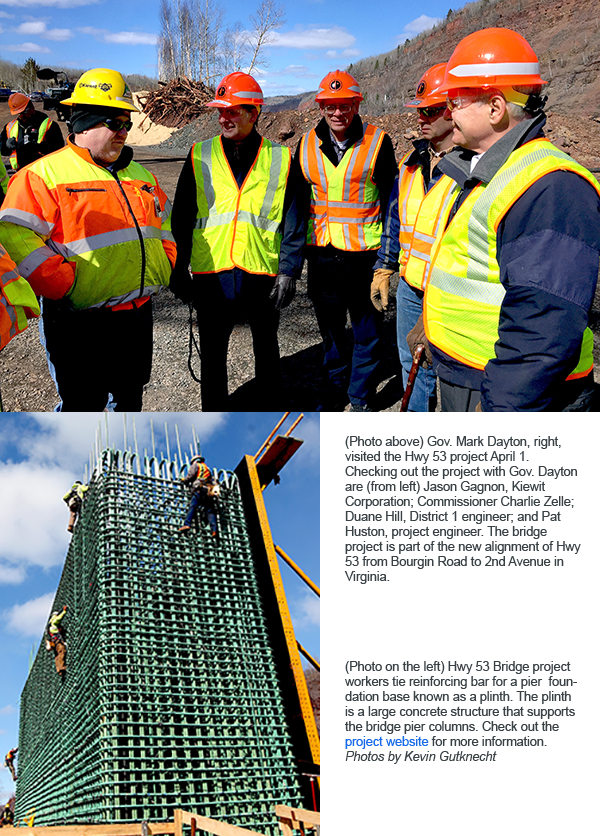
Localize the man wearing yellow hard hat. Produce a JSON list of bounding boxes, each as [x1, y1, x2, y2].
[[0, 68, 176, 411]]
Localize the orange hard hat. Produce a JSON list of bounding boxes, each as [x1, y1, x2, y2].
[[315, 70, 363, 102], [206, 72, 264, 108], [9, 92, 31, 115], [406, 63, 448, 108], [438, 28, 546, 95]]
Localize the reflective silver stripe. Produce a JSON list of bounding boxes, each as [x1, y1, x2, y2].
[[161, 230, 175, 242], [87, 284, 160, 309], [409, 245, 431, 261], [0, 208, 54, 236], [357, 126, 383, 203], [401, 168, 418, 226], [1, 296, 18, 335], [60, 226, 162, 257], [450, 61, 540, 78], [413, 230, 435, 244], [312, 133, 328, 193], [161, 197, 173, 221], [429, 267, 505, 307], [194, 211, 236, 230], [329, 214, 374, 224], [400, 224, 414, 234], [18, 246, 57, 277], [357, 224, 366, 249], [328, 200, 379, 210], [343, 223, 351, 249], [260, 144, 285, 219], [237, 211, 281, 232], [201, 140, 216, 209], [343, 141, 362, 202], [400, 242, 411, 251], [236, 90, 261, 100]]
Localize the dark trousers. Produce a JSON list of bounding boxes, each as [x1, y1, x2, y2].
[[40, 298, 153, 412], [194, 273, 281, 411], [184, 489, 217, 534], [307, 247, 381, 406]]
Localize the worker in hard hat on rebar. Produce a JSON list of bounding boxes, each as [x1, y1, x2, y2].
[[4, 747, 17, 781], [178, 455, 219, 538], [46, 605, 67, 677], [62, 479, 89, 533], [1, 801, 14, 826]]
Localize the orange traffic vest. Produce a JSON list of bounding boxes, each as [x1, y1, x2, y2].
[[0, 243, 39, 351], [299, 123, 385, 251], [402, 173, 457, 290]]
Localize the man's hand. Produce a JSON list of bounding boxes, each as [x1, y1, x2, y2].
[[406, 314, 433, 368], [370, 268, 393, 312], [169, 267, 194, 303], [269, 273, 296, 309]]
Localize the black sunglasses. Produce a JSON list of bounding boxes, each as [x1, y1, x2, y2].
[[418, 105, 447, 118], [102, 118, 133, 133]]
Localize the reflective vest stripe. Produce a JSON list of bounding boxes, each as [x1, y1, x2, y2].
[[86, 284, 161, 309], [0, 248, 39, 349], [0, 207, 54, 236], [53, 225, 163, 257], [190, 136, 290, 276], [18, 245, 56, 277], [425, 139, 600, 376], [299, 123, 384, 250], [403, 176, 458, 290]]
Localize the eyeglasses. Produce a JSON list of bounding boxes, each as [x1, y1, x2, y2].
[[418, 105, 447, 118], [323, 104, 353, 114], [445, 94, 484, 112], [102, 118, 133, 133]]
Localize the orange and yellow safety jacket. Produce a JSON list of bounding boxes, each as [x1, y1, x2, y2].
[[7, 116, 52, 171], [0, 243, 39, 351], [299, 123, 385, 250], [0, 139, 176, 310]]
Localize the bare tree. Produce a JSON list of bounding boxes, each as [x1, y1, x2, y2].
[[246, 0, 286, 73]]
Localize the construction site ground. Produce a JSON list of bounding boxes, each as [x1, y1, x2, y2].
[[1, 100, 600, 412]]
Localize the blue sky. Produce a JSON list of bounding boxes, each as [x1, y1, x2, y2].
[[0, 412, 319, 805], [0, 0, 453, 95]]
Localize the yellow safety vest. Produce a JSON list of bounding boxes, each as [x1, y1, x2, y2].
[[8, 116, 51, 171], [401, 170, 457, 290], [425, 139, 600, 377], [299, 123, 385, 251], [190, 135, 290, 276]]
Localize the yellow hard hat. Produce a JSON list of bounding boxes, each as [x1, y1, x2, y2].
[[61, 68, 139, 112]]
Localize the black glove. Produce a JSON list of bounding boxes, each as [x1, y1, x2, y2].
[[269, 273, 296, 310], [169, 267, 194, 304], [5, 137, 17, 151], [406, 314, 433, 369]]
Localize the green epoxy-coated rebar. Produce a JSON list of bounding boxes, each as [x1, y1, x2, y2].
[[16, 450, 303, 835]]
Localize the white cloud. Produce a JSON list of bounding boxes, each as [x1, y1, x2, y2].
[[292, 590, 320, 629], [0, 564, 27, 585], [0, 705, 16, 715], [0, 11, 15, 16], [5, 592, 55, 638], [0, 462, 72, 570], [3, 40, 51, 51], [15, 19, 71, 39], [326, 50, 337, 58], [400, 14, 441, 39], [342, 48, 360, 57], [104, 31, 157, 45], [266, 25, 356, 50]]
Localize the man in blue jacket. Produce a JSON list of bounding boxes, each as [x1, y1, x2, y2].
[[416, 28, 600, 411]]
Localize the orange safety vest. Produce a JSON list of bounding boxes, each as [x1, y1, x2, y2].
[[0, 243, 39, 350], [402, 174, 457, 290], [7, 116, 52, 171], [0, 139, 176, 309], [299, 123, 385, 251]]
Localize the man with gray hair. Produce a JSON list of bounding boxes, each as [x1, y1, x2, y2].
[[414, 27, 600, 411]]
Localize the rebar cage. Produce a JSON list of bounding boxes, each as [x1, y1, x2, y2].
[[17, 449, 304, 834]]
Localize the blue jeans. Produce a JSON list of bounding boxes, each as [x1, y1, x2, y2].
[[396, 278, 437, 412], [184, 491, 217, 534]]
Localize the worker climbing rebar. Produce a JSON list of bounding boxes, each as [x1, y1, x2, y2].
[[62, 480, 88, 533], [4, 747, 17, 781], [45, 605, 67, 677], [0, 801, 14, 826], [178, 455, 219, 538]]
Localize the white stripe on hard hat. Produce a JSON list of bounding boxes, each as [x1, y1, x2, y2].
[[450, 61, 540, 77], [236, 90, 262, 99]]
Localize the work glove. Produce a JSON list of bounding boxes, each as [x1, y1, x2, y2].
[[269, 273, 296, 310], [169, 266, 194, 304], [370, 268, 394, 312], [406, 314, 433, 369], [5, 137, 16, 151]]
